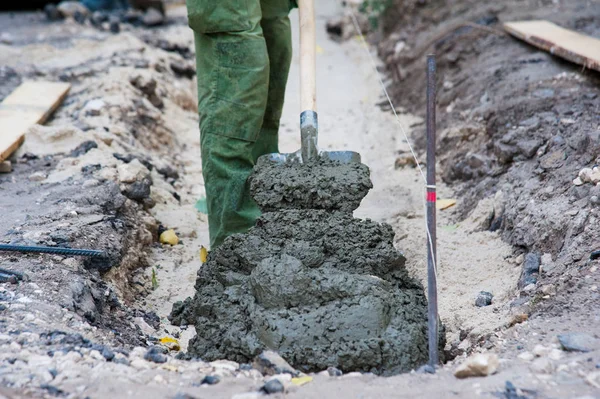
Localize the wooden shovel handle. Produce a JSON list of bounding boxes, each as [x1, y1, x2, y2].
[[299, 0, 316, 112]]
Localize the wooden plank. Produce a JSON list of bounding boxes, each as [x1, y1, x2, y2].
[[0, 81, 71, 162], [504, 20, 600, 72], [0, 161, 11, 173]]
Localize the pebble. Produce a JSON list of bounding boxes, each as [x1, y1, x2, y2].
[[517, 352, 534, 361], [454, 353, 499, 378], [558, 332, 600, 352], [83, 99, 105, 116], [142, 8, 164, 26], [530, 357, 554, 374], [253, 351, 297, 377], [327, 366, 343, 376], [519, 253, 540, 288], [144, 346, 168, 364], [475, 291, 493, 307], [117, 159, 150, 184], [201, 375, 220, 385], [262, 378, 285, 394], [28, 171, 47, 182], [56, 1, 89, 18]]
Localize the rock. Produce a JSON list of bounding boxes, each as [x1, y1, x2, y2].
[[122, 178, 152, 201], [540, 284, 556, 296], [142, 7, 164, 26], [28, 171, 47, 182], [519, 253, 540, 288], [579, 168, 594, 183], [475, 291, 493, 307], [70, 140, 98, 157], [101, 347, 115, 361], [530, 357, 554, 374], [262, 379, 285, 394], [170, 62, 196, 79], [84, 99, 105, 116], [129, 73, 163, 108], [494, 142, 518, 164], [454, 353, 499, 378], [253, 351, 298, 377], [109, 16, 120, 34], [57, 1, 89, 18], [327, 367, 343, 376], [117, 159, 150, 184], [44, 4, 64, 20], [200, 375, 220, 385], [558, 332, 600, 352], [90, 10, 107, 26], [517, 352, 534, 361], [144, 346, 168, 364], [517, 139, 542, 159]]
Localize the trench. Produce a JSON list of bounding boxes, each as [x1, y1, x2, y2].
[[136, 0, 519, 369]]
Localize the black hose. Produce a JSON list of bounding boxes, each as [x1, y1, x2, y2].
[[0, 244, 106, 258]]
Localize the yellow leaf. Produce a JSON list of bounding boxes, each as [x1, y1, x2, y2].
[[161, 364, 179, 372], [436, 199, 457, 210], [200, 246, 208, 263], [291, 376, 313, 386], [316, 45, 325, 54], [159, 336, 181, 351], [160, 229, 179, 246]]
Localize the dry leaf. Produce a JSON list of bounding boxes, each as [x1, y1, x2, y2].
[[291, 376, 313, 386], [159, 229, 179, 246], [200, 246, 208, 263], [437, 199, 457, 210]]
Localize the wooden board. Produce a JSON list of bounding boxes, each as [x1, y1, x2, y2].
[[0, 81, 71, 162], [504, 20, 600, 72]]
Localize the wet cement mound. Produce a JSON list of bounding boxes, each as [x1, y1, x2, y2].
[[249, 157, 373, 213], [171, 158, 435, 374]]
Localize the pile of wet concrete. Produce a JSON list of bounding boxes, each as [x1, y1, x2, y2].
[[170, 157, 435, 374]]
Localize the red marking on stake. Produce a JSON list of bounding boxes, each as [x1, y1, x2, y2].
[[426, 191, 437, 202]]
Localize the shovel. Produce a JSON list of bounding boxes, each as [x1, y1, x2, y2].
[[262, 0, 361, 164]]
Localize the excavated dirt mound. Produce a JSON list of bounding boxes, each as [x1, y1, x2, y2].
[[170, 157, 437, 374]]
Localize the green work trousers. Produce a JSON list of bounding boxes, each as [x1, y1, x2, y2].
[[187, 0, 294, 248]]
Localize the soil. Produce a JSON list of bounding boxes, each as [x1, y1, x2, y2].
[[0, 1, 599, 398]]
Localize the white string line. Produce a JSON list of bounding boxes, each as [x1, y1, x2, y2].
[[345, 5, 439, 279]]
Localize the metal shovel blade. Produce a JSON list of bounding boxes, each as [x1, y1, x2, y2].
[[260, 110, 361, 164]]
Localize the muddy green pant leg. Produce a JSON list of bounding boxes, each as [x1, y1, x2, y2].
[[189, 0, 293, 248], [191, 1, 268, 249], [253, 0, 294, 159]]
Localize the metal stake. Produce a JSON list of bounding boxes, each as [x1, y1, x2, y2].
[[426, 54, 439, 368]]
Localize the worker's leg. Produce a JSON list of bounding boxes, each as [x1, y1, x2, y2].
[[189, 1, 269, 248], [253, 0, 294, 159]]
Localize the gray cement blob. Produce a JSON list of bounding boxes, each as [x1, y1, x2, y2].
[[170, 157, 441, 375]]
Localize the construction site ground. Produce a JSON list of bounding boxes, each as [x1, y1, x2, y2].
[[0, 0, 599, 398]]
